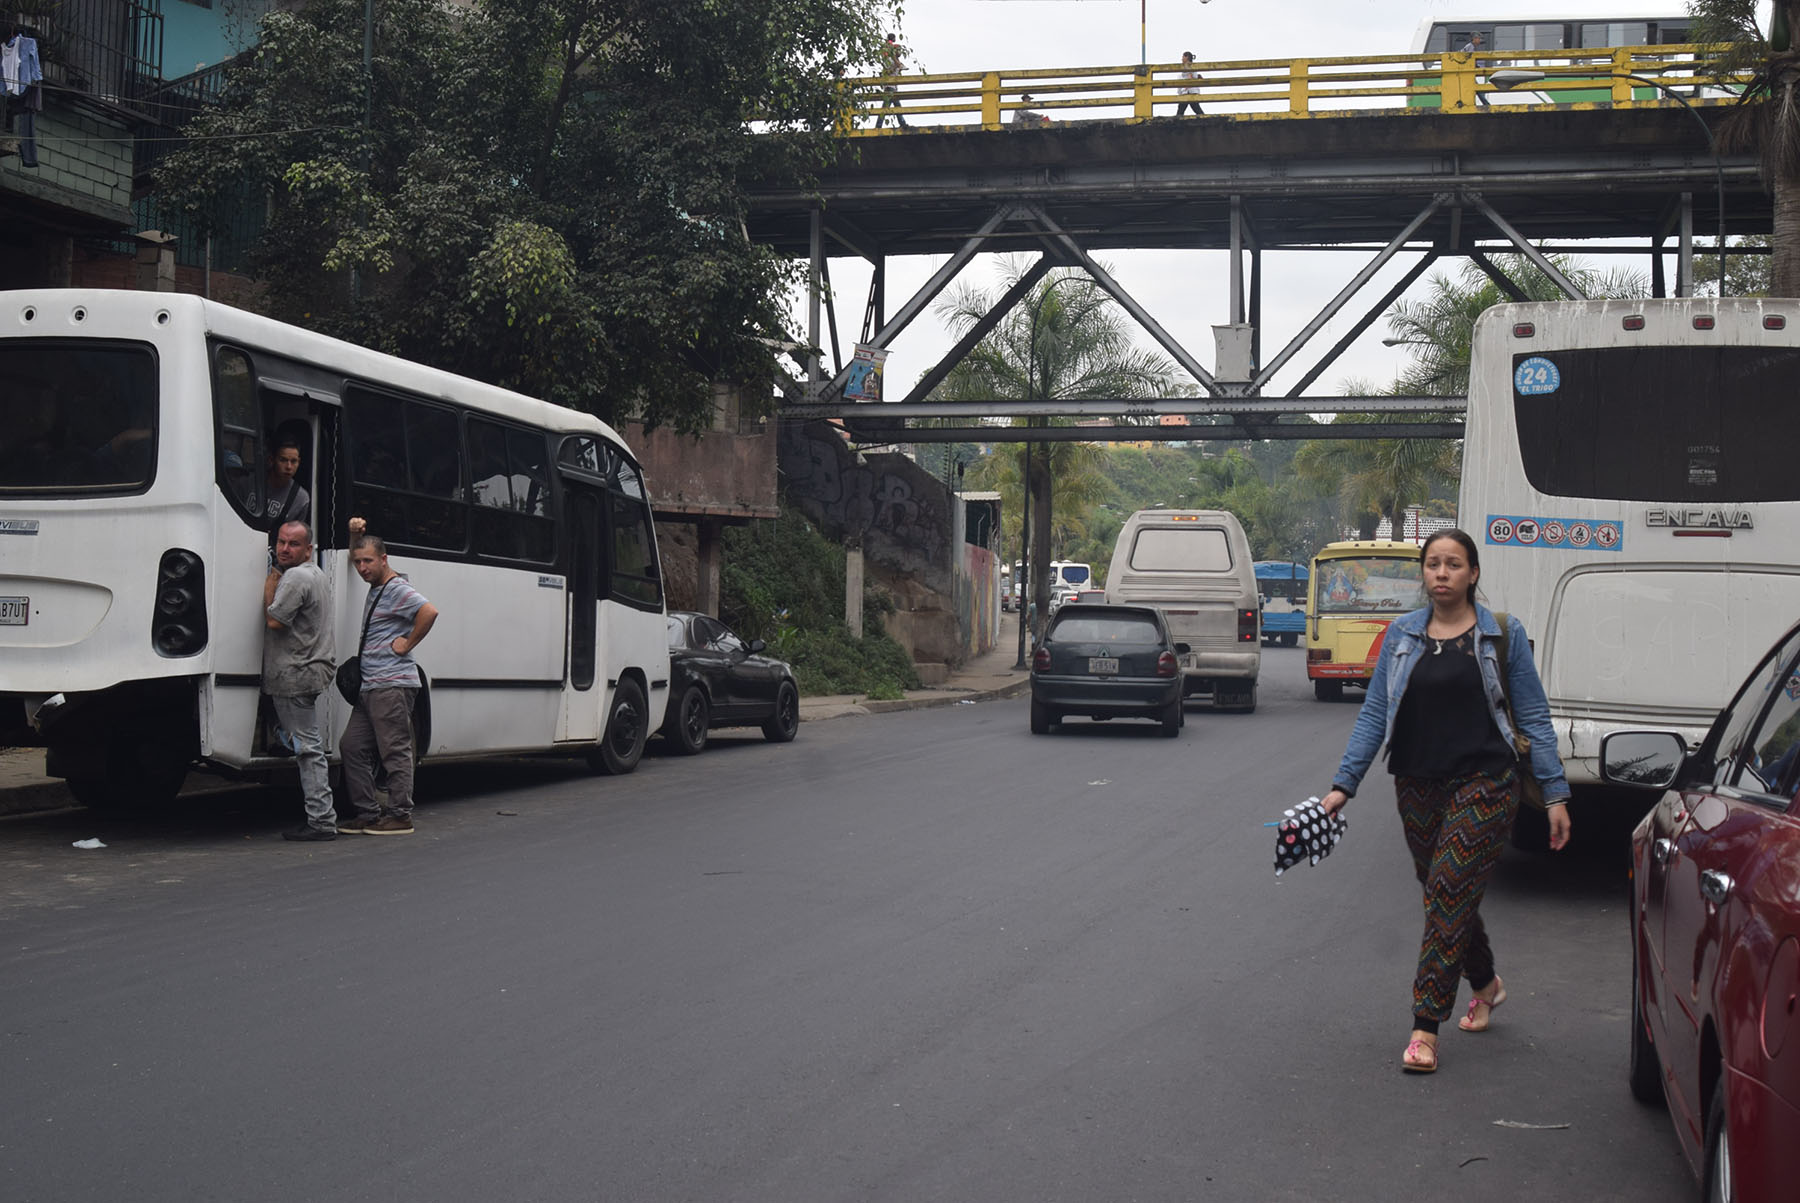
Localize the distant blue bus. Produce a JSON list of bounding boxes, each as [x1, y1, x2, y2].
[[1254, 560, 1309, 646]]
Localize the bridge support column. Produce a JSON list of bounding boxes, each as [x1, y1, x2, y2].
[[1678, 192, 1695, 297]]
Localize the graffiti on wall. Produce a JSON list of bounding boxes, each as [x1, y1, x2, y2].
[[779, 421, 951, 589]]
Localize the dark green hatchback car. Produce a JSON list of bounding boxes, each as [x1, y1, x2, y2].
[[1029, 603, 1188, 737]]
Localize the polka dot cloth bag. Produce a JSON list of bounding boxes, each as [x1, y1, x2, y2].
[[1271, 798, 1347, 876]]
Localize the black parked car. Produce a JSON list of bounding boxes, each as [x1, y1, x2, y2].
[[1030, 603, 1188, 736], [661, 612, 800, 754]]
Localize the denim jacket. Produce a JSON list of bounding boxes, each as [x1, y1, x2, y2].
[[1330, 603, 1570, 804]]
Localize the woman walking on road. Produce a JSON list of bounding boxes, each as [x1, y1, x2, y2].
[[1318, 528, 1571, 1074]]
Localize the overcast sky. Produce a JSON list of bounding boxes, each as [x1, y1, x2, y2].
[[798, 1, 1732, 404]]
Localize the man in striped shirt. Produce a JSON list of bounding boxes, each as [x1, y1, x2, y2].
[[338, 520, 439, 835]]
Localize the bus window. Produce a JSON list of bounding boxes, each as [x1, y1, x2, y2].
[[1315, 556, 1421, 614], [347, 384, 468, 552], [0, 342, 156, 494], [609, 489, 662, 607], [1514, 346, 1800, 502], [469, 419, 556, 563]]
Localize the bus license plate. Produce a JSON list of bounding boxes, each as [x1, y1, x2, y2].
[[1088, 656, 1119, 675], [0, 597, 27, 626]]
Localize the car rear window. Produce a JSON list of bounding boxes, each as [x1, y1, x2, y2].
[[1049, 612, 1161, 643]]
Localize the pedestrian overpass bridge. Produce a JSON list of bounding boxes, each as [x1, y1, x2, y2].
[[748, 45, 1765, 443]]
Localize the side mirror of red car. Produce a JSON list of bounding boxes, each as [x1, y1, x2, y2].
[[1600, 730, 1686, 790]]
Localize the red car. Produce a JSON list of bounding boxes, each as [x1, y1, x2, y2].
[[1602, 621, 1800, 1203]]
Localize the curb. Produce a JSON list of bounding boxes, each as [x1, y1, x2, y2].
[[807, 677, 1030, 720]]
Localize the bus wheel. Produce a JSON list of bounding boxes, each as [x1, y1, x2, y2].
[[1313, 680, 1343, 702], [1280, 633, 1298, 648], [589, 678, 648, 775], [662, 685, 710, 755]]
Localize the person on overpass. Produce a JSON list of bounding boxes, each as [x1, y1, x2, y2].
[[1175, 51, 1204, 117]]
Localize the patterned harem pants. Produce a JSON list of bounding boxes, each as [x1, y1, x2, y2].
[[1395, 770, 1519, 1025]]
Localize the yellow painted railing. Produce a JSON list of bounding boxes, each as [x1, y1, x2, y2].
[[841, 46, 1747, 134]]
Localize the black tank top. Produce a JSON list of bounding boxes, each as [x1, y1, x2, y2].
[[1388, 626, 1516, 780]]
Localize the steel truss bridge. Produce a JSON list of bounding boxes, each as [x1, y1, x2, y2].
[[747, 45, 1766, 444]]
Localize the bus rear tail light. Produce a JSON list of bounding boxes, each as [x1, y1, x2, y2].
[[1308, 648, 1332, 663], [1694, 315, 1716, 330], [153, 549, 208, 657], [1766, 315, 1787, 330], [1238, 608, 1258, 642], [1156, 651, 1179, 678], [1512, 323, 1535, 338], [1622, 315, 1645, 331]]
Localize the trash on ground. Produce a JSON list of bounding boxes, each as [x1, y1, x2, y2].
[[496, 810, 519, 816], [1493, 1120, 1570, 1130], [72, 838, 107, 849]]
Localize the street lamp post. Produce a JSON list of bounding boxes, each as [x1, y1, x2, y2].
[[1491, 68, 1726, 292]]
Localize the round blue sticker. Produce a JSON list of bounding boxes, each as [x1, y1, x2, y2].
[[1515, 356, 1561, 396]]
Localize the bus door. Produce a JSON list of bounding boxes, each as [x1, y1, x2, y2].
[[557, 474, 605, 743]]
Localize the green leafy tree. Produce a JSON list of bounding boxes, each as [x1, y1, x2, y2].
[[935, 264, 1178, 631], [1689, 0, 1800, 294], [1696, 234, 1774, 295], [156, 0, 896, 430]]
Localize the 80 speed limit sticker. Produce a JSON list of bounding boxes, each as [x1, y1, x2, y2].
[[1484, 514, 1623, 552]]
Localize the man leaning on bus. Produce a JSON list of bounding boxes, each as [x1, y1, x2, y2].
[[265, 520, 338, 841], [339, 517, 439, 836]]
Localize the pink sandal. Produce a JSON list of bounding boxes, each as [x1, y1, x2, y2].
[[1402, 1036, 1438, 1073], [1459, 978, 1507, 1033]]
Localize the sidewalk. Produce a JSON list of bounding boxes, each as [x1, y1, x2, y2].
[[797, 641, 1031, 722], [0, 645, 1031, 817]]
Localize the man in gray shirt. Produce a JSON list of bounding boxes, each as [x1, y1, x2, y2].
[[264, 520, 337, 840]]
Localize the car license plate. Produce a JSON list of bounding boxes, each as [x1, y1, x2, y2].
[[0, 596, 26, 626], [1088, 656, 1119, 675]]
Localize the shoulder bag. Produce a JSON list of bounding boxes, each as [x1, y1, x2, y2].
[[335, 580, 388, 706], [1493, 611, 1547, 810]]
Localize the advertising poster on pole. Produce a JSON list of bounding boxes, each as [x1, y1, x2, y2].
[[844, 344, 888, 402]]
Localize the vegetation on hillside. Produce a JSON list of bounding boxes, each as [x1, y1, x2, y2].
[[721, 511, 921, 699]]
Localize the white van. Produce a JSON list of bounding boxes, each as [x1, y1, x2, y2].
[[1105, 510, 1260, 710]]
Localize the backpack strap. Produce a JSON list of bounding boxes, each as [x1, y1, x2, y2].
[[1493, 610, 1509, 703]]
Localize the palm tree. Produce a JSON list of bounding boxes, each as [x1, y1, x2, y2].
[[1384, 255, 1647, 396], [1291, 255, 1647, 541], [1689, 1, 1800, 293], [936, 263, 1176, 634]]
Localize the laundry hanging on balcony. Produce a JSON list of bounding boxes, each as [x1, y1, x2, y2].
[[2, 34, 42, 97]]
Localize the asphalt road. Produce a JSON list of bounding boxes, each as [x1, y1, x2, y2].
[[0, 648, 1694, 1202]]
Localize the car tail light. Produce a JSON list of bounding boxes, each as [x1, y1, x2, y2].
[[153, 548, 208, 657], [1622, 315, 1645, 331], [1033, 647, 1051, 672], [1238, 608, 1257, 642], [1308, 648, 1332, 663], [1156, 651, 1178, 677], [1694, 314, 1716, 330], [1766, 314, 1787, 330], [1512, 323, 1535, 338]]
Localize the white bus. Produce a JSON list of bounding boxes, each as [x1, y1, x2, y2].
[[0, 289, 670, 809], [1461, 297, 1800, 788]]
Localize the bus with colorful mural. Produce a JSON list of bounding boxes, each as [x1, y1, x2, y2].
[[1305, 540, 1422, 701], [1460, 297, 1800, 786]]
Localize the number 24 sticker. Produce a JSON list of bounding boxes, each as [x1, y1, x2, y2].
[[1514, 357, 1561, 396]]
